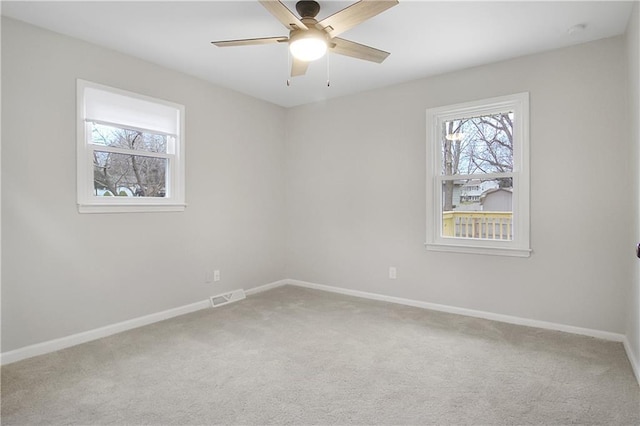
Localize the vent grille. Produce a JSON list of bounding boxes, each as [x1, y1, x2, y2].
[[210, 289, 246, 308]]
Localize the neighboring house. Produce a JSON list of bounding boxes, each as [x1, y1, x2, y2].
[[459, 181, 481, 203], [453, 179, 500, 211], [481, 188, 513, 212]]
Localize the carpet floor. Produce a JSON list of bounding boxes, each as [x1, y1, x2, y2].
[[2, 285, 639, 425]]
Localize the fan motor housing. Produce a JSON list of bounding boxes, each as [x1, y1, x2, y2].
[[296, 1, 321, 18]]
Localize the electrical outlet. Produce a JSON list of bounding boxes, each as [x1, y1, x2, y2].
[[389, 267, 397, 279], [213, 270, 221, 282], [205, 271, 213, 283]]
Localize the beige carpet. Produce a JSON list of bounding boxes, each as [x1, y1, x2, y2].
[[2, 285, 639, 425]]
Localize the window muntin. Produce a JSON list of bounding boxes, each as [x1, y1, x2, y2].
[[77, 80, 185, 213], [426, 93, 530, 257]]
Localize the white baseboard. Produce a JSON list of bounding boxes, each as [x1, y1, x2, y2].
[[287, 279, 626, 342], [1, 299, 211, 365], [245, 279, 288, 296], [1, 279, 288, 366], [289, 279, 637, 387], [623, 337, 640, 386], [3, 277, 636, 389]]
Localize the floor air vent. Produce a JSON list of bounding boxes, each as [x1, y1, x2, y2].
[[210, 289, 246, 308]]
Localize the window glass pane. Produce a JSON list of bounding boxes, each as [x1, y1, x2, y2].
[[442, 112, 513, 176], [90, 122, 169, 154], [93, 151, 167, 198], [441, 178, 513, 240]]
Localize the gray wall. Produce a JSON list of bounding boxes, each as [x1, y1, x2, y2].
[[627, 2, 640, 372], [2, 15, 638, 355], [285, 36, 631, 334], [1, 18, 287, 352]]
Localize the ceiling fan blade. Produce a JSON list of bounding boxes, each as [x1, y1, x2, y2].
[[259, 0, 308, 31], [316, 0, 398, 38], [330, 37, 390, 63], [291, 57, 310, 77], [212, 36, 288, 47]]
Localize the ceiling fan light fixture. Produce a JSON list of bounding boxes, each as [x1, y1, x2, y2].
[[289, 32, 327, 62], [446, 132, 465, 141], [212, 0, 399, 76]]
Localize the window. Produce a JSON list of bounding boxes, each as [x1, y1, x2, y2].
[[77, 80, 185, 213], [425, 93, 530, 257]]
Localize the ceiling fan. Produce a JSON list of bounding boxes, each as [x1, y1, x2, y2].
[[211, 0, 399, 78]]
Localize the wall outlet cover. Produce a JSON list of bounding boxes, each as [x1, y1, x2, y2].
[[389, 267, 397, 279]]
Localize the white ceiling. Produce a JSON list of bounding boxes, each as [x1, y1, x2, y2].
[[2, 1, 635, 107]]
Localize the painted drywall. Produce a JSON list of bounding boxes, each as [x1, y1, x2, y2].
[[627, 2, 640, 374], [285, 36, 631, 334], [1, 17, 287, 352], [2, 12, 637, 357]]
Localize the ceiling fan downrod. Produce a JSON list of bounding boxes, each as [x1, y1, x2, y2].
[[295, 1, 321, 19]]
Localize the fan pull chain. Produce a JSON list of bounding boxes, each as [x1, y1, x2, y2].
[[286, 48, 291, 87], [326, 52, 331, 87]]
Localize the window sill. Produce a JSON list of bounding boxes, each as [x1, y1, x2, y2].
[[425, 242, 531, 258], [78, 203, 186, 214]]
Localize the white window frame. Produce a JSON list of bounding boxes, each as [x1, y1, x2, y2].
[[77, 80, 186, 213], [425, 92, 531, 257]]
